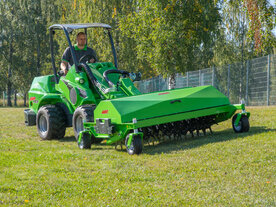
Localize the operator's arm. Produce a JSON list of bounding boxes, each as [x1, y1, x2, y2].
[[88, 48, 98, 63], [60, 61, 68, 75], [60, 47, 71, 75], [89, 58, 96, 63]]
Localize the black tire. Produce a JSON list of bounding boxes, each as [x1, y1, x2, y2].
[[241, 115, 250, 132], [78, 132, 92, 149], [125, 134, 143, 155], [73, 105, 101, 143], [36, 105, 66, 140], [232, 114, 250, 133]]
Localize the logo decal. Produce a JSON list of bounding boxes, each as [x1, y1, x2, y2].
[[102, 110, 108, 114], [158, 92, 170, 95]]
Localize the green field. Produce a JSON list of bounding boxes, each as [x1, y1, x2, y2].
[[0, 107, 275, 206]]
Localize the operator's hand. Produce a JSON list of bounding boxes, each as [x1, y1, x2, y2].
[[60, 61, 69, 76], [63, 69, 68, 75], [89, 58, 96, 63]]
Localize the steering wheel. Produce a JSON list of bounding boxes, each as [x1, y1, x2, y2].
[[79, 54, 97, 63], [103, 70, 142, 87], [103, 69, 130, 87]]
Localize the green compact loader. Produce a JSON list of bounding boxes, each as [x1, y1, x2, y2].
[[24, 23, 250, 155]]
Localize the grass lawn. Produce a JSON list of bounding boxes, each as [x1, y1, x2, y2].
[[0, 106, 275, 206]]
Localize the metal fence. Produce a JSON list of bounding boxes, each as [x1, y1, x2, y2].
[[137, 54, 276, 106]]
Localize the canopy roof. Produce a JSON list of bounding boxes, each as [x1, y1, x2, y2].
[[49, 23, 112, 33]]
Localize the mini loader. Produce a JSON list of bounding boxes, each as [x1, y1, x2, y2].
[[24, 23, 250, 155]]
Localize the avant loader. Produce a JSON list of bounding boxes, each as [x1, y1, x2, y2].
[[24, 23, 250, 155]]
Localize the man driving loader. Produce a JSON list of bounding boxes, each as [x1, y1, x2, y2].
[[60, 32, 97, 75]]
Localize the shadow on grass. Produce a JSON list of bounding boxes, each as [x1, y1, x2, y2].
[[60, 136, 76, 142], [57, 126, 275, 154], [142, 126, 275, 155], [59, 136, 112, 151]]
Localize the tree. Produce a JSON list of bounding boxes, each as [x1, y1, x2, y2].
[[119, 0, 221, 78], [213, 0, 275, 66], [244, 0, 275, 55], [14, 0, 60, 105], [212, 0, 275, 102], [0, 0, 22, 106], [0, 0, 61, 106]]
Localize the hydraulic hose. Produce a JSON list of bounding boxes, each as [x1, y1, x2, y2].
[[103, 69, 129, 87], [78, 63, 103, 97]]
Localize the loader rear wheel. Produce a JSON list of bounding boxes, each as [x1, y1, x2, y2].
[[36, 105, 66, 140], [73, 105, 101, 143], [78, 132, 92, 149], [232, 114, 250, 133], [125, 135, 143, 155]]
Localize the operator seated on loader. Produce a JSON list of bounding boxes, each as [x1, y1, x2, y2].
[[60, 32, 98, 75]]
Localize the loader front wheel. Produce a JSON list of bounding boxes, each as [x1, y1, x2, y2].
[[232, 114, 250, 133], [73, 105, 94, 140], [36, 105, 66, 140], [73, 105, 101, 143], [125, 134, 143, 155]]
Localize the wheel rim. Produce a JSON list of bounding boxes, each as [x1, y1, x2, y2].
[[128, 141, 134, 151], [79, 139, 84, 149], [75, 116, 83, 134], [234, 122, 242, 131], [126, 137, 134, 154], [39, 115, 47, 135]]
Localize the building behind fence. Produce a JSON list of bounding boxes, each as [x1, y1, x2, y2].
[[137, 54, 276, 106]]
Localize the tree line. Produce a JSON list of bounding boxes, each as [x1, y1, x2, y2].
[[0, 0, 275, 106]]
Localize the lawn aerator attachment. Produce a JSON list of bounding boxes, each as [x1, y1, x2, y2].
[[24, 23, 250, 155]]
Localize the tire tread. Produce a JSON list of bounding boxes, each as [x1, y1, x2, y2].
[[37, 105, 66, 140]]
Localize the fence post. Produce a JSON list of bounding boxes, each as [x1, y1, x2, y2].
[[154, 76, 157, 91], [159, 75, 161, 91], [267, 55, 271, 106], [212, 66, 215, 86], [246, 60, 249, 105], [2, 91, 5, 106], [199, 70, 202, 86], [227, 64, 230, 98], [176, 73, 179, 88], [187, 71, 189, 87]]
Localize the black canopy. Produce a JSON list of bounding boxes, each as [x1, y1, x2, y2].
[[49, 23, 112, 33], [49, 23, 117, 83]]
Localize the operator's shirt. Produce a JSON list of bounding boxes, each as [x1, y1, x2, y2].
[[62, 44, 97, 67]]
